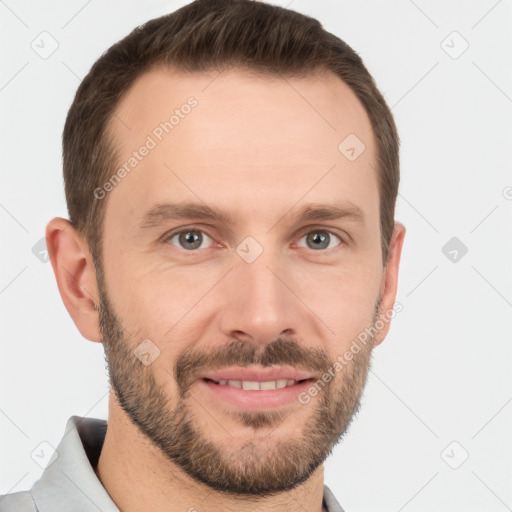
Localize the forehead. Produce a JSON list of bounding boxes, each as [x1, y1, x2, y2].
[[111, 66, 374, 157], [104, 67, 378, 228]]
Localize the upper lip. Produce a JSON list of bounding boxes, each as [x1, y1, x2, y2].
[[198, 366, 317, 383]]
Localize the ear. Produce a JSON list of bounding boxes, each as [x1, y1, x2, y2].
[[373, 222, 406, 346], [46, 218, 102, 343]]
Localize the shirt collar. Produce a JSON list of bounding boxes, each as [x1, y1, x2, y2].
[[31, 415, 118, 512]]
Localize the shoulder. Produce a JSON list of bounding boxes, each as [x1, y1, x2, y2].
[[0, 491, 37, 511]]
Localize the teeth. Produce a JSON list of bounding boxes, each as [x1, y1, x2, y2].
[[215, 379, 297, 390], [242, 381, 260, 390]]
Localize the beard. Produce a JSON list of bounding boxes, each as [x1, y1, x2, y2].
[[97, 270, 378, 497]]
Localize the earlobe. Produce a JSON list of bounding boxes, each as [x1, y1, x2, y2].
[[46, 218, 102, 343], [373, 222, 406, 346]]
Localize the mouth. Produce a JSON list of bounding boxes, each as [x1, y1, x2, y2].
[[203, 377, 308, 390], [195, 367, 318, 411]]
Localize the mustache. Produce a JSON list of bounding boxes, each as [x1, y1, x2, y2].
[[174, 338, 331, 395]]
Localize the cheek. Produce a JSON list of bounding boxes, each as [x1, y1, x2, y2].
[[299, 263, 381, 345], [107, 258, 221, 346]]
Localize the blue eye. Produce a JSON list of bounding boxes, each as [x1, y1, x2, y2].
[[168, 229, 213, 250], [165, 228, 342, 252], [298, 230, 342, 251]]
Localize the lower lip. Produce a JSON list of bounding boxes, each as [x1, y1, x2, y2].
[[197, 379, 314, 411]]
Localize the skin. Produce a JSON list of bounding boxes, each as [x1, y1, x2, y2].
[[47, 68, 405, 512]]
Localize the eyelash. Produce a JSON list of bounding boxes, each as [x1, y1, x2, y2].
[[163, 226, 345, 253]]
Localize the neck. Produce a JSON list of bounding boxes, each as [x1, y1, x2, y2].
[[95, 394, 326, 512]]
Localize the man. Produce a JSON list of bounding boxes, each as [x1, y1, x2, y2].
[[1, 0, 405, 510]]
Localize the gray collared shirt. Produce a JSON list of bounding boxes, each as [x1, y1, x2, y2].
[[0, 416, 345, 511]]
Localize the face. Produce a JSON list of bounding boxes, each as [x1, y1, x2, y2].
[[97, 67, 387, 495]]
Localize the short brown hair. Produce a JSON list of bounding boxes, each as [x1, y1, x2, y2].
[[63, 0, 399, 266]]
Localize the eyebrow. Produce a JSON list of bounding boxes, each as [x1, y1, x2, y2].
[[137, 201, 365, 230], [138, 202, 235, 229]]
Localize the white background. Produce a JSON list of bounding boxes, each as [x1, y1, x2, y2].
[[1, 1, 511, 510]]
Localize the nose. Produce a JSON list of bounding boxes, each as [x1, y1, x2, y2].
[[218, 250, 302, 346]]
